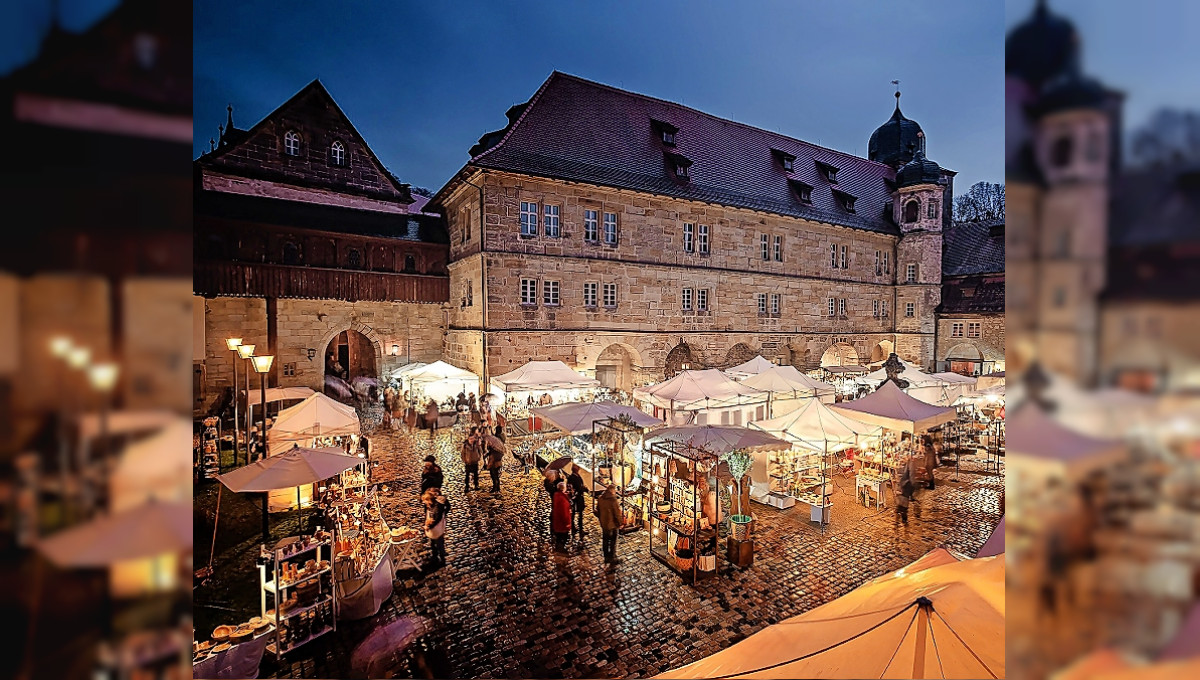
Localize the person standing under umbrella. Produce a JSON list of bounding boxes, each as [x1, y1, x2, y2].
[[551, 482, 572, 555], [567, 467, 586, 542]]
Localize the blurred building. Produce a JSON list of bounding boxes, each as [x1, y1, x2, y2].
[[936, 217, 1005, 375], [192, 80, 449, 413], [1006, 0, 1200, 390]]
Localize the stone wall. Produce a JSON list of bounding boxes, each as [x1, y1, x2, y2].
[[935, 314, 1006, 370], [122, 278, 193, 413]]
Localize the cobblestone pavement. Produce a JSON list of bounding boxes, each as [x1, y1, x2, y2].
[[221, 422, 1002, 679]]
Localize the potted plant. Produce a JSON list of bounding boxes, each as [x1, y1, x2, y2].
[[722, 449, 754, 541]]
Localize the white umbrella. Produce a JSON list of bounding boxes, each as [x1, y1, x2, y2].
[[37, 499, 192, 567], [217, 446, 361, 492]]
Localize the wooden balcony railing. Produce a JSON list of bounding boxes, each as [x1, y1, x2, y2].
[[194, 261, 449, 303]]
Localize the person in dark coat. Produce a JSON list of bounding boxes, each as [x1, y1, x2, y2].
[[567, 467, 587, 540], [420, 455, 444, 495], [423, 489, 449, 566], [551, 482, 572, 554], [485, 439, 504, 493], [543, 470, 560, 535], [425, 399, 441, 436], [596, 484, 622, 564], [460, 430, 482, 492], [922, 435, 938, 490]]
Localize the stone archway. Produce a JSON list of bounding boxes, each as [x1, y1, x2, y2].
[[869, 340, 895, 364], [596, 343, 642, 393], [326, 329, 377, 381], [820, 343, 859, 368], [945, 342, 986, 376], [664, 342, 696, 378], [724, 342, 756, 368]]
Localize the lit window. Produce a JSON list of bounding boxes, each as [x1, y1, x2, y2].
[[543, 280, 560, 306], [771, 294, 780, 315], [773, 235, 782, 262], [828, 298, 836, 317], [698, 225, 710, 254], [951, 322, 963, 338], [967, 322, 981, 338], [544, 205, 560, 237], [757, 293, 767, 314], [603, 283, 617, 308], [906, 264, 917, 283], [520, 278, 537, 306], [520, 202, 538, 237], [283, 130, 301, 156], [683, 223, 694, 253], [583, 282, 597, 308], [761, 234, 769, 260], [584, 210, 599, 242], [927, 199, 939, 219], [906, 302, 915, 317], [682, 287, 693, 311], [603, 213, 618, 245], [697, 289, 709, 311], [330, 141, 345, 166]]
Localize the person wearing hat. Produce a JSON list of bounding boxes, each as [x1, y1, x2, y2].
[[420, 455, 443, 495]]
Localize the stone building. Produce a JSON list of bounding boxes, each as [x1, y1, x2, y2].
[[193, 80, 449, 409], [427, 72, 956, 390], [1007, 1, 1200, 390], [936, 218, 1005, 375]]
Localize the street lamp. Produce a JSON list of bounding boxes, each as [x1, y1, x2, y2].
[[226, 338, 243, 468], [252, 354, 274, 541], [66, 346, 91, 370], [237, 343, 256, 466], [87, 362, 119, 479]]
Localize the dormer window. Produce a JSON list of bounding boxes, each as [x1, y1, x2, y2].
[[833, 189, 856, 213], [283, 130, 301, 156], [652, 119, 679, 147], [816, 160, 839, 183], [676, 163, 688, 177], [772, 149, 796, 172], [667, 152, 692, 179], [789, 179, 813, 204], [330, 140, 346, 166]]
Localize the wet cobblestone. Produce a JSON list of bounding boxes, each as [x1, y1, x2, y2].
[[213, 422, 1002, 679]]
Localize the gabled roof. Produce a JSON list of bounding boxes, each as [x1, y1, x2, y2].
[[444, 72, 901, 235], [943, 218, 1005, 276], [196, 79, 414, 204]]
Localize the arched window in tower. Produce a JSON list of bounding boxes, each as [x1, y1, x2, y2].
[[346, 247, 362, 269], [926, 198, 939, 219], [283, 130, 301, 156], [330, 141, 345, 166], [1051, 135, 1073, 168], [282, 241, 302, 265], [903, 199, 920, 223], [403, 253, 416, 273]]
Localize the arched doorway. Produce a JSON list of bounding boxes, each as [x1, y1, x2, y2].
[[725, 342, 756, 367], [596, 344, 640, 393], [869, 340, 895, 364], [945, 343, 985, 376], [664, 343, 695, 378], [820, 343, 859, 368], [325, 329, 377, 381]]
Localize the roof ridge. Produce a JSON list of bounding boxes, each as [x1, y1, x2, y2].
[[550, 71, 895, 171], [470, 72, 560, 164]]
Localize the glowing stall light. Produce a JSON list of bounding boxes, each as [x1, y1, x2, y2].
[[49, 335, 73, 358], [66, 346, 91, 369]]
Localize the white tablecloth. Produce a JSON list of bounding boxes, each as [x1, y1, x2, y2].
[[193, 627, 273, 679], [336, 551, 394, 621]]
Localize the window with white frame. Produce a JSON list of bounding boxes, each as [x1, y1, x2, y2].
[[967, 322, 981, 338], [583, 282, 597, 308], [697, 288, 709, 311], [831, 244, 839, 268], [520, 278, 537, 305], [951, 322, 964, 337], [603, 212, 618, 245], [520, 201, 538, 236], [827, 298, 836, 316], [881, 300, 888, 317], [906, 263, 917, 283], [927, 199, 939, 219], [881, 251, 888, 274], [330, 140, 345, 166], [770, 293, 780, 315], [873, 300, 880, 317], [543, 280, 560, 305], [603, 283, 617, 308], [840, 245, 848, 269], [584, 210, 598, 242], [698, 224, 710, 254], [543, 205, 560, 237], [761, 234, 769, 260], [682, 287, 693, 311], [773, 235, 782, 262], [838, 298, 846, 315], [905, 301, 915, 317], [683, 223, 694, 252], [283, 130, 301, 156], [466, 281, 473, 306], [757, 293, 767, 314], [875, 250, 882, 275]]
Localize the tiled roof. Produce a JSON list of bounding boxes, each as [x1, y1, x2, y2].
[[943, 219, 1005, 276], [466, 72, 901, 235], [940, 275, 1005, 315], [1110, 166, 1200, 248]]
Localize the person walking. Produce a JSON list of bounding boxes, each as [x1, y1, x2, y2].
[[551, 481, 572, 554], [426, 398, 440, 436], [596, 484, 622, 564], [420, 455, 444, 495], [485, 437, 504, 493], [543, 470, 559, 536], [567, 467, 587, 541], [895, 486, 911, 526], [461, 430, 482, 493], [422, 489, 449, 567], [922, 435, 938, 490]]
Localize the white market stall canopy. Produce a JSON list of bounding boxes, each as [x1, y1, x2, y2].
[[857, 363, 942, 388], [724, 355, 777, 379], [490, 360, 600, 393], [530, 400, 663, 435], [404, 361, 481, 401], [110, 418, 193, 512], [243, 386, 315, 408], [218, 446, 361, 493], [831, 381, 957, 433], [268, 392, 360, 455], [657, 548, 1004, 679], [740, 365, 836, 400], [391, 361, 428, 382], [634, 369, 766, 412], [1005, 404, 1126, 479], [647, 424, 790, 456], [751, 397, 881, 452]]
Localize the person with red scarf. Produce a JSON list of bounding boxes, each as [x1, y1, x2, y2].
[[551, 481, 572, 554]]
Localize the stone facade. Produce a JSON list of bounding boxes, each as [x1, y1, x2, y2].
[[440, 169, 940, 383], [936, 315, 1006, 374]]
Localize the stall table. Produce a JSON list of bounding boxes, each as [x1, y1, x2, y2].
[[193, 627, 273, 679], [855, 472, 889, 509]]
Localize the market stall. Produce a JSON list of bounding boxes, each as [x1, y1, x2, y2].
[[856, 361, 952, 405], [929, 371, 978, 405], [244, 386, 315, 434], [739, 365, 837, 415], [634, 369, 768, 426], [319, 467, 397, 621], [267, 391, 361, 466], [723, 355, 777, 380], [489, 360, 600, 418], [403, 360, 481, 405], [815, 365, 869, 399]]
